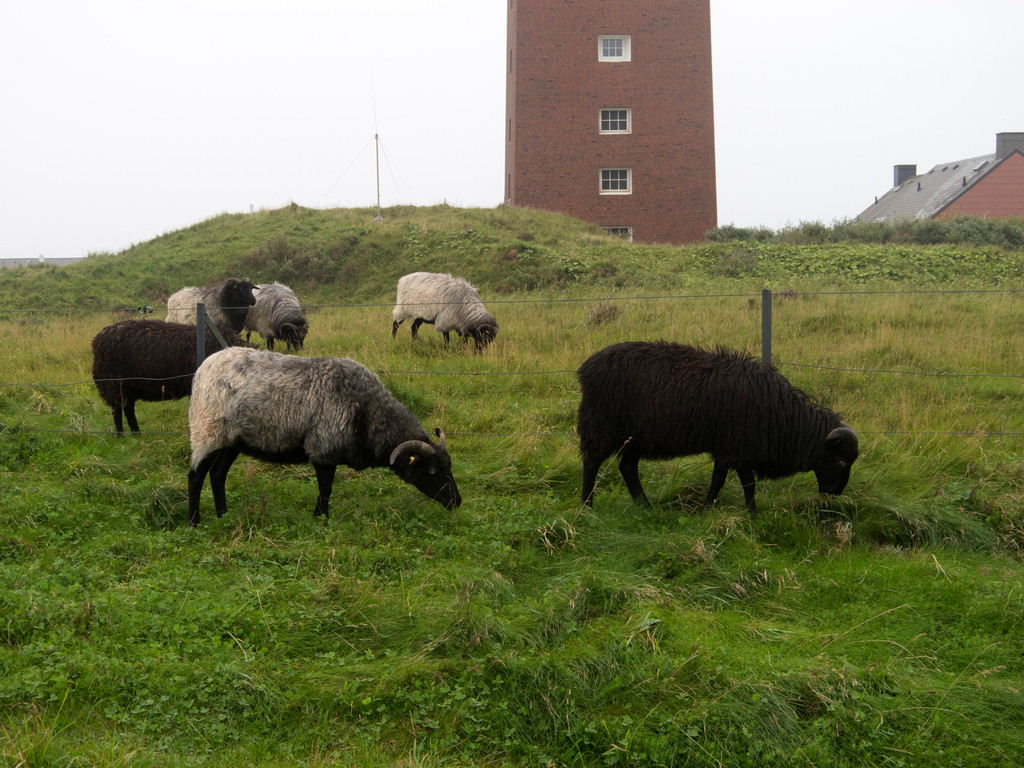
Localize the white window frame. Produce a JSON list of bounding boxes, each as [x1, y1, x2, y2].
[[603, 226, 633, 242], [598, 35, 631, 62], [599, 108, 631, 134], [600, 168, 632, 195]]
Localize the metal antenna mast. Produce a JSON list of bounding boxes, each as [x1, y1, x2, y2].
[[372, 66, 384, 223], [374, 132, 383, 222]]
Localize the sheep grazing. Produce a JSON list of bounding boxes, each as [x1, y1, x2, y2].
[[91, 319, 243, 435], [187, 347, 462, 526], [576, 341, 859, 512], [243, 282, 309, 351], [165, 278, 257, 334], [391, 272, 498, 351]]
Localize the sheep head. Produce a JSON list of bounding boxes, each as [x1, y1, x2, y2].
[[814, 424, 859, 497], [470, 323, 499, 351], [279, 320, 309, 351], [388, 427, 462, 509], [224, 278, 257, 309]]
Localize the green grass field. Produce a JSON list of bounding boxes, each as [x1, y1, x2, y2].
[[1, 206, 1023, 766]]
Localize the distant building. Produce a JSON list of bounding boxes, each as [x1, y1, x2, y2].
[[858, 132, 1024, 223], [504, 0, 717, 244], [0, 256, 83, 269]]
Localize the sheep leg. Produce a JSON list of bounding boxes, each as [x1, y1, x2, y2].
[[411, 319, 424, 339], [111, 405, 125, 436], [312, 463, 336, 519], [124, 399, 141, 434], [442, 330, 451, 346], [581, 459, 600, 507], [266, 337, 275, 351], [187, 454, 218, 526], [736, 468, 757, 514], [208, 448, 240, 517], [704, 460, 730, 507], [618, 450, 651, 508], [391, 319, 403, 337]]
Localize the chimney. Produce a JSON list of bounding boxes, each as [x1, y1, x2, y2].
[[893, 164, 917, 187], [996, 132, 1024, 161]]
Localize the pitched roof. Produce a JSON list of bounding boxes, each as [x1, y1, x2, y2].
[[857, 153, 998, 223]]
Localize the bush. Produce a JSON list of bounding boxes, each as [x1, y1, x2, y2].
[[706, 224, 775, 243], [707, 216, 1024, 250]]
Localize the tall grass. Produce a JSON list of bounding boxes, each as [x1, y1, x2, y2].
[[1, 206, 1023, 766]]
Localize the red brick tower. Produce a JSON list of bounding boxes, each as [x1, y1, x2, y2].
[[505, 0, 717, 244]]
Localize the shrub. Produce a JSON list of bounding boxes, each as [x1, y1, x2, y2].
[[707, 216, 1024, 250]]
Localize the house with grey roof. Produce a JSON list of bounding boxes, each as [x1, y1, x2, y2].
[[858, 132, 1024, 223]]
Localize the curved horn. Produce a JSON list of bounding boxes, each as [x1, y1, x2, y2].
[[826, 424, 858, 451], [389, 439, 434, 467], [435, 427, 446, 450]]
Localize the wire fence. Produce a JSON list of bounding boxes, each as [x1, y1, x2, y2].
[[3, 287, 1023, 439]]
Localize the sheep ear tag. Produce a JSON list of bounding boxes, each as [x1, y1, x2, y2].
[[390, 453, 418, 478], [389, 440, 432, 468]]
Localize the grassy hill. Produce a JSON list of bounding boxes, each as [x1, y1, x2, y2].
[[3, 204, 1024, 312], [1, 205, 1023, 767]]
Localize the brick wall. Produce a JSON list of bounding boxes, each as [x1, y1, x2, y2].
[[938, 153, 1024, 219], [506, 0, 717, 244]]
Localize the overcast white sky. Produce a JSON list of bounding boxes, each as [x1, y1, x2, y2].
[[2, 1, 1023, 260]]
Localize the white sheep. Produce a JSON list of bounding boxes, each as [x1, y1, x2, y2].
[[186, 347, 462, 525], [243, 282, 309, 351], [391, 272, 499, 351]]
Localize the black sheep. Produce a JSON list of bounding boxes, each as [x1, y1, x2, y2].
[[576, 341, 859, 511], [165, 278, 257, 334], [91, 319, 243, 435]]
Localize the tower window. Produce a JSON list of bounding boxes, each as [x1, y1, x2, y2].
[[600, 168, 632, 194], [603, 226, 633, 241], [598, 35, 631, 62], [600, 108, 631, 134]]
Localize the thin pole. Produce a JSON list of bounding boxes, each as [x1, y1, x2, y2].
[[374, 133, 384, 222], [761, 288, 772, 365], [196, 303, 206, 366]]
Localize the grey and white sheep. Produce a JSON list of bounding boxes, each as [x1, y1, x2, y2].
[[391, 272, 498, 351], [577, 342, 859, 512], [165, 278, 257, 334], [243, 282, 309, 351], [91, 319, 244, 435], [187, 347, 462, 526]]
